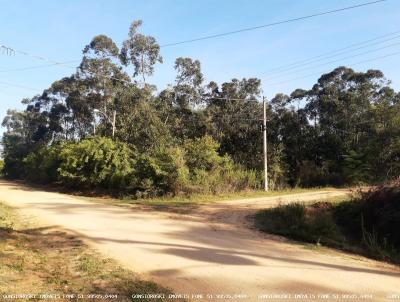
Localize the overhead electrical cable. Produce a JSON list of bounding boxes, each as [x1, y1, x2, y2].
[[0, 80, 40, 92], [160, 0, 386, 47], [0, 60, 81, 73], [266, 50, 400, 87], [0, 0, 392, 98], [262, 41, 400, 81], [259, 31, 400, 76], [0, 1, 388, 88]]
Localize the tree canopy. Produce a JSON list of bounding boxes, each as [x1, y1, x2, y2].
[[2, 20, 399, 195]]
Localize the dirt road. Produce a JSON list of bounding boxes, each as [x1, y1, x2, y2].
[[1, 180, 399, 301]]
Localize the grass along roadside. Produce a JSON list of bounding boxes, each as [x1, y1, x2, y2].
[[0, 202, 179, 301], [79, 187, 345, 211], [254, 185, 400, 264]]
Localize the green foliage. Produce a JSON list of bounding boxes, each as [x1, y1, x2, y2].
[[182, 136, 260, 194], [255, 203, 307, 239], [133, 137, 260, 196], [134, 147, 190, 196], [336, 183, 400, 253], [58, 137, 135, 190], [255, 202, 343, 246], [343, 150, 370, 184], [1, 18, 400, 194], [116, 97, 172, 153], [256, 184, 400, 264], [1, 133, 30, 179], [0, 159, 4, 176], [184, 135, 222, 171], [23, 144, 62, 183], [121, 20, 162, 84]]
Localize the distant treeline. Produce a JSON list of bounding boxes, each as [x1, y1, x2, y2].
[[2, 20, 399, 196]]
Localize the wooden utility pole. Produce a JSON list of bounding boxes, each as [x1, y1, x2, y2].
[[263, 97, 269, 191]]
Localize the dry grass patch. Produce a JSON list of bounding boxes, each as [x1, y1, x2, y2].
[[0, 202, 179, 301], [81, 187, 342, 214]]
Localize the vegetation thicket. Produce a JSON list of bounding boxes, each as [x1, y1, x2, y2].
[[255, 182, 400, 264], [2, 20, 400, 196]]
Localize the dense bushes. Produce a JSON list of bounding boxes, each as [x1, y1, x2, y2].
[[255, 182, 400, 263], [134, 147, 190, 196], [334, 183, 400, 260], [131, 135, 260, 196], [255, 202, 343, 246], [1, 134, 30, 179], [58, 137, 135, 190], [23, 144, 62, 183], [7, 135, 260, 196]]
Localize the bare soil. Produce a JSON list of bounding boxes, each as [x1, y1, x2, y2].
[[0, 202, 175, 302]]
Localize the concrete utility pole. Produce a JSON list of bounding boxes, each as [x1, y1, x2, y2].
[[263, 97, 269, 191]]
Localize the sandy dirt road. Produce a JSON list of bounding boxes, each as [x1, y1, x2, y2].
[[1, 180, 399, 301]]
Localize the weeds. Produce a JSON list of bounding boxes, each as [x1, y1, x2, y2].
[[254, 202, 342, 246], [255, 183, 400, 264], [79, 255, 102, 274], [360, 214, 400, 263], [0, 203, 15, 232]]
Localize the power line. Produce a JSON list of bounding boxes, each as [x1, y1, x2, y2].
[[160, 0, 386, 47], [259, 30, 400, 77], [262, 41, 400, 82], [0, 44, 15, 55], [0, 0, 393, 98], [0, 80, 40, 92], [0, 60, 81, 73], [266, 50, 400, 87], [0, 1, 388, 89], [0, 43, 132, 85]]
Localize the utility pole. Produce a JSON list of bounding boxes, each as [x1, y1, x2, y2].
[[263, 97, 269, 191]]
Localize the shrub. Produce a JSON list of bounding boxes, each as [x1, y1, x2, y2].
[[255, 202, 342, 245], [335, 182, 400, 259], [23, 144, 63, 183], [184, 135, 222, 171], [190, 158, 260, 194], [58, 137, 135, 190], [134, 147, 190, 196], [343, 150, 370, 185], [183, 135, 261, 194], [256, 184, 400, 264], [360, 183, 400, 250], [255, 203, 308, 240], [0, 159, 4, 176], [1, 134, 30, 179]]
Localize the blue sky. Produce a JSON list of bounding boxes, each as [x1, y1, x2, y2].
[[1, 0, 399, 135]]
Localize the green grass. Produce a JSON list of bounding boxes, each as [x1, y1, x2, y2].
[[0, 201, 181, 301]]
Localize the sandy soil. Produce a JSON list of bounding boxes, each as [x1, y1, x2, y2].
[[1, 180, 399, 302]]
